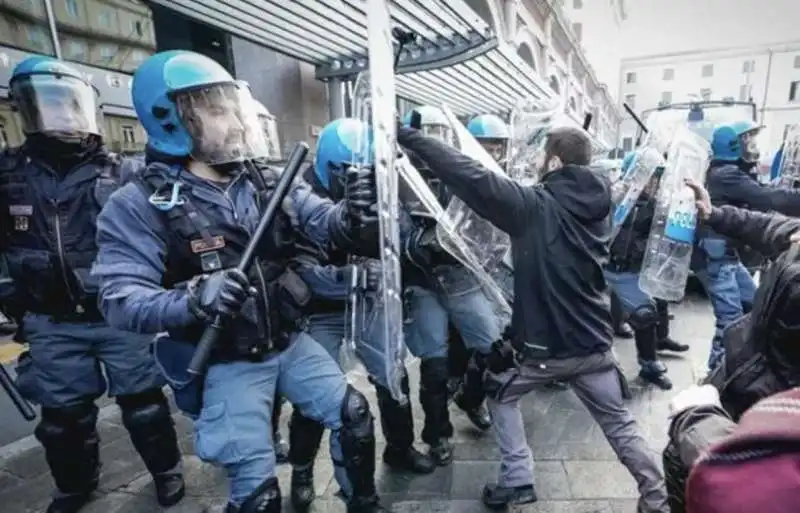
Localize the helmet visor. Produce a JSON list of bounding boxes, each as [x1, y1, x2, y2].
[[740, 130, 760, 163], [11, 74, 101, 139], [175, 83, 268, 165], [421, 123, 453, 145], [478, 138, 508, 164]]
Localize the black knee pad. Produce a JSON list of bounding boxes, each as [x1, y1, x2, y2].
[[117, 388, 180, 475], [239, 476, 281, 513], [117, 388, 172, 432], [288, 409, 325, 466], [340, 385, 374, 440], [35, 401, 99, 447], [627, 304, 658, 330]]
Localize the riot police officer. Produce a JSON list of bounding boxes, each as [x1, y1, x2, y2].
[[92, 50, 387, 513], [285, 118, 435, 511], [401, 106, 498, 465], [0, 56, 185, 513], [467, 113, 510, 165], [696, 121, 800, 369], [605, 152, 689, 390]]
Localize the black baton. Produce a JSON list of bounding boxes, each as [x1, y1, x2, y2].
[[187, 142, 310, 375], [0, 362, 36, 421]]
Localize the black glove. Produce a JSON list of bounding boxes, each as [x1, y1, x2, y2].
[[486, 340, 518, 374], [187, 269, 256, 321], [404, 227, 457, 269], [344, 165, 378, 228]]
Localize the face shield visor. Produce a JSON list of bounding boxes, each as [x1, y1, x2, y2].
[[10, 74, 102, 141], [739, 129, 761, 163], [477, 138, 508, 164], [174, 83, 268, 165], [421, 123, 454, 146]]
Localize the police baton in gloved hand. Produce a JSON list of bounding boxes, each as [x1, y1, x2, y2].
[[187, 142, 310, 376], [0, 362, 36, 421]]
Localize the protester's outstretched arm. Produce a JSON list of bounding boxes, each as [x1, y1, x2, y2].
[[686, 178, 800, 256]]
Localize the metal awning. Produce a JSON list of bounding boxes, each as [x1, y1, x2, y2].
[[149, 0, 553, 115]]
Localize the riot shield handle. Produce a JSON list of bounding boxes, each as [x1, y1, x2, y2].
[[623, 103, 649, 147], [187, 142, 310, 376], [1, 362, 36, 421]]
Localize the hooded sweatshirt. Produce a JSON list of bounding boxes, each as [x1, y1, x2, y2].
[[397, 127, 613, 358]]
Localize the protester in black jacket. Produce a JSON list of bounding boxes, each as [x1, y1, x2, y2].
[[662, 178, 800, 512], [397, 126, 668, 512]]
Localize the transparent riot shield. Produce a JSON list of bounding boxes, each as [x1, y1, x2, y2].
[[777, 124, 800, 188], [339, 0, 407, 404], [419, 105, 512, 322], [507, 97, 562, 184], [609, 147, 666, 243]]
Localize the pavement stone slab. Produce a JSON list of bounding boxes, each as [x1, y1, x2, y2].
[[0, 299, 714, 512]]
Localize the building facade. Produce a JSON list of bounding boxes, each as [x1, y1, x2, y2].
[[617, 40, 800, 157], [1, 0, 624, 155]]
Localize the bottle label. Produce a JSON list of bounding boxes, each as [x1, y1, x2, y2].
[[664, 192, 697, 243]]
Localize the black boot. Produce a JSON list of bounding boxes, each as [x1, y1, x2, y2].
[[36, 404, 100, 513], [375, 375, 435, 474], [339, 386, 389, 513], [419, 357, 454, 466], [271, 397, 288, 464], [482, 483, 538, 510], [633, 327, 672, 390], [288, 410, 325, 511], [118, 390, 185, 507], [453, 351, 491, 431], [656, 300, 689, 352], [235, 477, 281, 513]]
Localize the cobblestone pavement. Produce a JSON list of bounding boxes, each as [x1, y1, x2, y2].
[[0, 296, 713, 512]]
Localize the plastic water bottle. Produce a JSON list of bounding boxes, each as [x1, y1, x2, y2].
[[610, 147, 666, 243], [638, 127, 711, 301]]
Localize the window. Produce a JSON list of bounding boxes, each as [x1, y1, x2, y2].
[[794, 56, 800, 69], [66, 41, 87, 62], [742, 60, 755, 73], [569, 97, 577, 111], [701, 64, 714, 77], [663, 68, 674, 80], [660, 91, 673, 105], [622, 137, 633, 152], [0, 119, 8, 150], [783, 124, 794, 141], [624, 94, 636, 108], [573, 0, 583, 7], [26, 26, 49, 52], [625, 72, 636, 84], [122, 125, 136, 145], [131, 49, 148, 64], [700, 88, 712, 100], [130, 19, 144, 37], [572, 22, 582, 42], [790, 81, 800, 102], [739, 84, 752, 102], [99, 44, 118, 64], [64, 0, 79, 17], [98, 10, 113, 28]]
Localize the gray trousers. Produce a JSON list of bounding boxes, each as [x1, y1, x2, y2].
[[484, 350, 669, 513]]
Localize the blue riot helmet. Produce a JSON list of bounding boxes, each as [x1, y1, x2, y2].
[[467, 113, 510, 162], [711, 120, 763, 164], [9, 55, 102, 142], [132, 51, 267, 165], [314, 118, 373, 200], [403, 105, 453, 145]]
